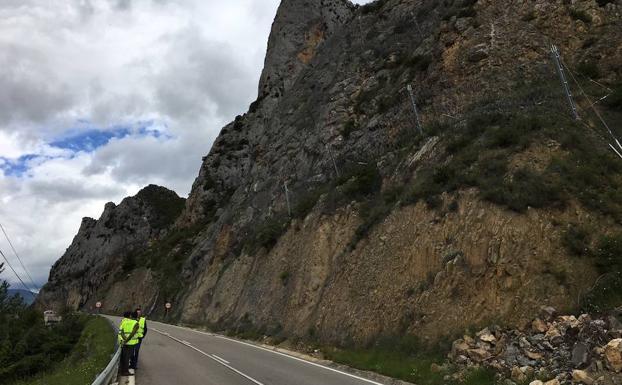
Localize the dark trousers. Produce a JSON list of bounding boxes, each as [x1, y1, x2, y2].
[[129, 339, 143, 369], [120, 344, 135, 375]]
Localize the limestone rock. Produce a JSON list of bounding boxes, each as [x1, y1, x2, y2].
[[467, 348, 491, 361], [572, 369, 594, 385], [540, 306, 557, 321], [512, 366, 527, 383], [533, 318, 548, 333], [478, 328, 497, 343], [604, 339, 622, 372], [258, 0, 353, 101], [572, 342, 590, 368]]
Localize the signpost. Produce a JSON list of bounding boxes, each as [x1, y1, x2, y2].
[[165, 302, 171, 318], [95, 301, 102, 314]]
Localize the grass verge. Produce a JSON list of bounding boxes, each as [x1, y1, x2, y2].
[[13, 316, 116, 385]]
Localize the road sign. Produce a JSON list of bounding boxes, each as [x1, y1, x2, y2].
[[165, 302, 171, 309], [95, 301, 102, 308]]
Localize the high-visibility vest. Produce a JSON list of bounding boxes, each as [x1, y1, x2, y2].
[[118, 318, 140, 346], [117, 318, 128, 344], [137, 317, 146, 338]]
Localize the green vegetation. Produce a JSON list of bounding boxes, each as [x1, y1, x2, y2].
[[577, 61, 600, 79], [360, 0, 388, 14], [0, 264, 114, 384], [393, 108, 622, 219], [279, 271, 290, 285], [562, 224, 591, 257], [462, 367, 497, 385], [596, 0, 616, 6], [323, 336, 445, 384], [341, 119, 360, 139], [243, 215, 290, 254], [441, 0, 478, 21], [605, 84, 622, 111], [324, 335, 496, 385], [124, 222, 206, 301], [242, 163, 384, 255], [136, 185, 186, 229], [569, 8, 592, 23], [580, 233, 622, 312], [14, 317, 116, 385]]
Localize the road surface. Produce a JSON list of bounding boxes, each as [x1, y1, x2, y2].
[[106, 316, 388, 385]]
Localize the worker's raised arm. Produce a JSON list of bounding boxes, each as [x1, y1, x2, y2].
[[126, 322, 139, 342]]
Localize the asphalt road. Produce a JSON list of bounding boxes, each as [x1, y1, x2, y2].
[[106, 316, 387, 385]]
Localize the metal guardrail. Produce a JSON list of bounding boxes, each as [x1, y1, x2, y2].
[[92, 318, 121, 385]]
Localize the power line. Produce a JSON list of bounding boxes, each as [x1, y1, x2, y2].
[[0, 223, 38, 291], [0, 247, 36, 298]]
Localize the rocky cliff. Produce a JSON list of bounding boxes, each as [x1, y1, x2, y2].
[[39, 0, 622, 351]]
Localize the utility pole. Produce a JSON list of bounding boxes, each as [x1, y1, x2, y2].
[[325, 144, 340, 177], [550, 44, 580, 121], [283, 181, 292, 217], [406, 84, 424, 134]]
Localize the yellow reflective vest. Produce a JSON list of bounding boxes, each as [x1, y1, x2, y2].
[[137, 316, 146, 339], [118, 318, 140, 346]]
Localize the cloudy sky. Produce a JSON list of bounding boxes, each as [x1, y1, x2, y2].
[[0, 0, 371, 291]]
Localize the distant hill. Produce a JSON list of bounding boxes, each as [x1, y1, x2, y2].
[[7, 289, 36, 305]]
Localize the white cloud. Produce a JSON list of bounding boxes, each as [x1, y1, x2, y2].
[[0, 0, 371, 289]]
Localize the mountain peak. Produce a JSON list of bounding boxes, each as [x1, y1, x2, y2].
[[257, 0, 353, 101]]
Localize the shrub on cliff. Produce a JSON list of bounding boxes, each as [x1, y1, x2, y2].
[[581, 234, 622, 312]]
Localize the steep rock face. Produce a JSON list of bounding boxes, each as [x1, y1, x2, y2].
[[258, 0, 354, 101], [36, 185, 184, 311], [41, 0, 622, 347], [175, 0, 622, 343]]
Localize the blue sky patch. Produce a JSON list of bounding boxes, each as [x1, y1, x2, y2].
[[49, 127, 132, 152], [49, 121, 169, 152], [0, 154, 40, 177], [1, 121, 170, 178]]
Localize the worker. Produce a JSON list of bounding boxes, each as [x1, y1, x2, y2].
[[130, 307, 147, 371], [118, 311, 140, 376]]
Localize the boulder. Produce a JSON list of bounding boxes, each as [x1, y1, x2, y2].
[[608, 316, 622, 332], [571, 369, 594, 385], [571, 342, 590, 368], [545, 327, 563, 345], [543, 379, 560, 385], [451, 339, 471, 358], [467, 348, 491, 361], [477, 328, 497, 343], [529, 381, 543, 385], [511, 366, 527, 383], [558, 315, 580, 329], [540, 306, 557, 321], [525, 350, 544, 360], [533, 318, 548, 333], [578, 314, 592, 324], [467, 44, 489, 62], [604, 339, 622, 372]]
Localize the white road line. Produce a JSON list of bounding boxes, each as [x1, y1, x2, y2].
[[181, 340, 192, 346], [152, 322, 386, 385], [211, 354, 230, 364], [152, 328, 265, 385]]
